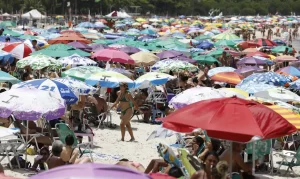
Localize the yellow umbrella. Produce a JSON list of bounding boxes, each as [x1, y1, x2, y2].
[[268, 55, 276, 60], [132, 22, 141, 26], [136, 18, 146, 22], [219, 88, 249, 98], [130, 52, 160, 65], [266, 105, 300, 129]]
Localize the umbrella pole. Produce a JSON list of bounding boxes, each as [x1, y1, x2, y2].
[[229, 141, 232, 176], [252, 142, 255, 175], [25, 121, 29, 168]]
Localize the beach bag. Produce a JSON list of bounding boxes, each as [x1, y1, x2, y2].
[[10, 156, 31, 168]]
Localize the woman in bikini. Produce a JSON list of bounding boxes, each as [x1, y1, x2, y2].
[[111, 82, 138, 142]]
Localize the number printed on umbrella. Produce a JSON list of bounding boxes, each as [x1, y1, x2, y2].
[[40, 85, 56, 91]]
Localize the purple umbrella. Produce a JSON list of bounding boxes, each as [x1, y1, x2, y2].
[[29, 164, 151, 179], [237, 57, 267, 66], [171, 56, 197, 63], [157, 50, 183, 59], [119, 46, 141, 55], [90, 44, 108, 52], [235, 66, 265, 76], [68, 41, 92, 52]]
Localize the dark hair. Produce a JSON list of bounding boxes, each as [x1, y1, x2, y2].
[[22, 73, 30, 81], [32, 40, 37, 43], [5, 37, 10, 41], [168, 166, 184, 178], [169, 70, 174, 76], [213, 62, 219, 67], [214, 84, 222, 89], [65, 134, 75, 146], [194, 136, 204, 146], [52, 141, 63, 156], [0, 89, 6, 93], [192, 77, 198, 84], [119, 158, 129, 162], [203, 151, 219, 162], [180, 75, 189, 82]]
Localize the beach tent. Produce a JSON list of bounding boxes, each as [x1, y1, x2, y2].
[[105, 11, 131, 18], [21, 9, 46, 19], [2, 13, 10, 17]]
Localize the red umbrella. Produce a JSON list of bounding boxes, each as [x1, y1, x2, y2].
[[92, 49, 134, 64], [2, 42, 33, 59], [162, 97, 296, 142], [246, 51, 270, 58], [238, 41, 260, 49], [24, 30, 37, 36], [254, 38, 277, 47], [149, 173, 176, 179], [210, 72, 244, 85]]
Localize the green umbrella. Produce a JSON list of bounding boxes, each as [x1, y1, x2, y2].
[[16, 54, 62, 70], [271, 46, 293, 53], [214, 40, 236, 48], [19, 34, 38, 40], [195, 35, 211, 41], [93, 39, 113, 45], [62, 66, 105, 81], [2, 29, 21, 37], [193, 55, 221, 65], [212, 32, 240, 40], [0, 21, 16, 27], [31, 44, 90, 57], [207, 48, 229, 58], [155, 38, 191, 49], [0, 71, 20, 84]]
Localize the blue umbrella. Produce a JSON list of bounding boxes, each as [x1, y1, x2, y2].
[[288, 79, 300, 90], [273, 39, 286, 46], [0, 50, 14, 65], [172, 32, 186, 38], [238, 72, 289, 86], [12, 79, 78, 104], [140, 29, 156, 35], [196, 40, 214, 49], [47, 28, 60, 33], [77, 22, 95, 28], [236, 81, 275, 94], [0, 36, 23, 42]]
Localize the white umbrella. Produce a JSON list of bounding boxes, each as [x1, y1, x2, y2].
[[0, 127, 20, 138], [146, 125, 175, 141], [54, 77, 97, 96], [254, 88, 300, 102]]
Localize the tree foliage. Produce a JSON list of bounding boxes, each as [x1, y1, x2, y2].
[[1, 0, 300, 16]]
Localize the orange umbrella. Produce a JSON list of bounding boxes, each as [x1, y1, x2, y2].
[[211, 72, 244, 85], [48, 36, 91, 44], [242, 48, 258, 54]]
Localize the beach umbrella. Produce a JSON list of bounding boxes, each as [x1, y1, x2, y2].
[[0, 50, 13, 64], [214, 40, 236, 48], [2, 29, 21, 37], [90, 44, 108, 52], [107, 68, 132, 78], [196, 41, 214, 49], [2, 43, 33, 59], [239, 72, 289, 86], [289, 79, 300, 90], [171, 56, 196, 63], [54, 77, 97, 96], [0, 36, 22, 43], [208, 67, 236, 77], [19, 34, 38, 40], [210, 72, 244, 85], [68, 41, 92, 52], [157, 50, 183, 59], [242, 48, 258, 54], [119, 46, 141, 55], [254, 88, 300, 103], [58, 54, 97, 68], [236, 81, 276, 94], [13, 79, 78, 104], [212, 32, 240, 40], [16, 54, 61, 70], [31, 44, 90, 57], [237, 41, 260, 49], [29, 163, 151, 179], [237, 57, 267, 66], [235, 66, 264, 76], [151, 59, 198, 73], [0, 21, 16, 27], [130, 51, 160, 65], [275, 55, 298, 62], [134, 72, 176, 89], [77, 22, 95, 28], [272, 39, 286, 46], [169, 87, 224, 109], [246, 51, 269, 58], [140, 29, 156, 35], [92, 49, 134, 64], [218, 88, 249, 98], [193, 55, 221, 65], [93, 39, 114, 45], [0, 71, 20, 84], [0, 88, 65, 120], [62, 66, 104, 81], [162, 97, 297, 142], [254, 38, 277, 47], [86, 71, 134, 88], [206, 49, 228, 58], [0, 127, 20, 138], [277, 66, 300, 77], [146, 125, 175, 141], [194, 35, 211, 41], [271, 46, 292, 53]]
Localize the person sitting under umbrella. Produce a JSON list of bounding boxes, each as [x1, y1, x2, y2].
[[46, 141, 66, 169]]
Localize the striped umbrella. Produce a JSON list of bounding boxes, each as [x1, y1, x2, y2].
[[210, 72, 244, 85], [86, 71, 134, 88], [254, 38, 277, 47], [212, 32, 240, 40], [266, 105, 300, 129], [2, 42, 33, 59], [62, 66, 105, 81]]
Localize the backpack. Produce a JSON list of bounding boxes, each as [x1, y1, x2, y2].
[[10, 156, 31, 169]]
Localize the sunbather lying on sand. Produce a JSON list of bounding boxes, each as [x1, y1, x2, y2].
[[116, 159, 145, 173]]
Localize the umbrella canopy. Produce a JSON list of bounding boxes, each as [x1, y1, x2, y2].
[[92, 49, 134, 64], [271, 46, 292, 53], [119, 46, 141, 55], [246, 52, 270, 58], [196, 41, 214, 49], [16, 54, 61, 70], [130, 52, 159, 65], [208, 67, 236, 77], [212, 32, 240, 40], [48, 35, 91, 44], [237, 57, 267, 66], [242, 48, 258, 54], [238, 41, 260, 49], [86, 71, 134, 88], [210, 72, 244, 85], [2, 43, 33, 59], [62, 66, 105, 81], [135, 72, 176, 89], [171, 56, 196, 63], [29, 163, 151, 179], [0, 21, 16, 27], [255, 38, 277, 47], [0, 71, 20, 84], [58, 54, 97, 68], [206, 49, 227, 58], [77, 22, 96, 28], [90, 44, 108, 52], [277, 66, 300, 77], [275, 55, 298, 62], [214, 40, 236, 48], [54, 77, 97, 96], [194, 35, 211, 41], [0, 88, 65, 120], [13, 79, 78, 104], [146, 125, 175, 141], [236, 81, 276, 94], [254, 88, 300, 103], [162, 97, 297, 142], [67, 41, 92, 52], [31, 44, 90, 57], [157, 50, 183, 59], [289, 79, 300, 90], [151, 59, 198, 73], [193, 55, 221, 65], [239, 72, 289, 86], [108, 68, 132, 78], [235, 66, 264, 75]]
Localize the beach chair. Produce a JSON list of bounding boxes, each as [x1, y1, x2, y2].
[[178, 148, 197, 177], [55, 123, 93, 161], [0, 138, 26, 169], [275, 147, 300, 175], [84, 106, 112, 129]]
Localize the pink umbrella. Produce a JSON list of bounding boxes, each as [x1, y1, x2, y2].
[[2, 42, 33, 59], [275, 55, 298, 62], [92, 49, 134, 64]]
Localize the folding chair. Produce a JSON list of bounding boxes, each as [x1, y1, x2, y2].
[[55, 123, 93, 161], [275, 147, 300, 176], [0, 138, 26, 169], [178, 148, 197, 177]]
